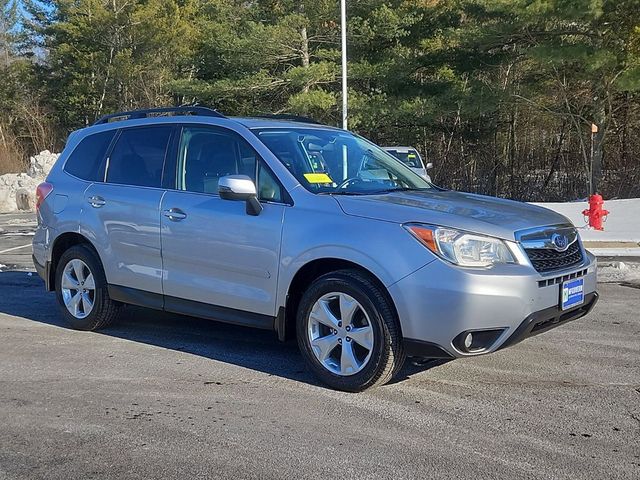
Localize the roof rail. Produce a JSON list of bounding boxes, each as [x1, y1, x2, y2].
[[254, 114, 321, 125], [93, 106, 225, 125]]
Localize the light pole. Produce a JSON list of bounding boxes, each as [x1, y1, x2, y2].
[[340, 0, 348, 130]]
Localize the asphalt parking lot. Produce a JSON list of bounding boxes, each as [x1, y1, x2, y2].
[[0, 213, 639, 479], [0, 213, 36, 272]]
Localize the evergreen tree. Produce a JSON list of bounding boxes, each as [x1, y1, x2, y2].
[[2, 0, 638, 199]]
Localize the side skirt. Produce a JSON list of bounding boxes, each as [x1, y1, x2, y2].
[[108, 284, 276, 331]]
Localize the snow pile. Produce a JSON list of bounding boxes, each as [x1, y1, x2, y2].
[[0, 173, 39, 213], [28, 150, 59, 179], [598, 260, 640, 284], [0, 150, 59, 213]]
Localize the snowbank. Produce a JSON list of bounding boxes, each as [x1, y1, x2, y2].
[[0, 151, 59, 213], [0, 173, 39, 213], [598, 260, 640, 283], [534, 198, 640, 243], [28, 150, 59, 179]]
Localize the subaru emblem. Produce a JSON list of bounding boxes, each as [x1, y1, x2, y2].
[[551, 233, 569, 251]]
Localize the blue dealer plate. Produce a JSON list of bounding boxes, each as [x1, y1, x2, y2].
[[561, 278, 584, 310]]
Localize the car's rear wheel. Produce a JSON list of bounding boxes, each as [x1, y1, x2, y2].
[[296, 269, 405, 392], [55, 245, 121, 330]]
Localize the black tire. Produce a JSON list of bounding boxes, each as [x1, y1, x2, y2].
[[54, 245, 121, 331], [296, 269, 405, 392]]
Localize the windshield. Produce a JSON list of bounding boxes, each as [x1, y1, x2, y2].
[[384, 149, 423, 169], [253, 128, 432, 194]]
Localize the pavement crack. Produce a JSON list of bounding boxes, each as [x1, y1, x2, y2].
[[627, 409, 640, 430]]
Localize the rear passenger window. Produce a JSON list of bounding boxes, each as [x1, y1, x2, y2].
[[64, 130, 116, 181], [106, 126, 172, 187]]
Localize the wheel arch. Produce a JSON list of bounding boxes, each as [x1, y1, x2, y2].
[[278, 257, 401, 342], [47, 232, 102, 291]]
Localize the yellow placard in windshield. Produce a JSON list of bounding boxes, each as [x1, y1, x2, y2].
[[407, 154, 416, 158], [304, 173, 333, 184]]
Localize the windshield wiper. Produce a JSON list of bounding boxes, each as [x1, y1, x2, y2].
[[362, 187, 429, 194], [320, 191, 370, 196], [319, 187, 428, 196]]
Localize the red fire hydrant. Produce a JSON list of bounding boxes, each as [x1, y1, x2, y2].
[[582, 193, 609, 231]]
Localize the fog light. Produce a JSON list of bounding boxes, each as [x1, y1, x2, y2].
[[453, 328, 506, 353]]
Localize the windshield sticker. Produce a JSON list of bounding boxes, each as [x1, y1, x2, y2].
[[304, 173, 333, 184], [408, 154, 416, 158]]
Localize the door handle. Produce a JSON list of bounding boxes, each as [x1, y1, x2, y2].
[[88, 195, 106, 208], [163, 208, 187, 221]]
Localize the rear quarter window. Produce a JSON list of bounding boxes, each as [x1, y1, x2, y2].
[[63, 130, 116, 181]]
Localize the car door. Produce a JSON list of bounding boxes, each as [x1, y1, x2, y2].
[[82, 125, 173, 295], [160, 124, 286, 318]]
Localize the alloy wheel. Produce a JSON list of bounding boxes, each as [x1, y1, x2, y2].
[[60, 259, 95, 319], [307, 292, 374, 376]]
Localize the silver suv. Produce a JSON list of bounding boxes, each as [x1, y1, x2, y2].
[[32, 107, 598, 391], [382, 146, 432, 181]]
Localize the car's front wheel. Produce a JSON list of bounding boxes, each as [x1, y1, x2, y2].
[[296, 269, 405, 392]]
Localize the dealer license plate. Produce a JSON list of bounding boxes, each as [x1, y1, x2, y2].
[[561, 278, 584, 311]]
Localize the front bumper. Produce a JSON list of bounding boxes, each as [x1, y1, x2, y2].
[[498, 292, 598, 351], [390, 251, 598, 359]]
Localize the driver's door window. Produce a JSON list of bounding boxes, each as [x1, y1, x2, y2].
[[177, 126, 283, 202], [178, 127, 245, 194]]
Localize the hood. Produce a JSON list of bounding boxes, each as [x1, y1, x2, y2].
[[334, 190, 572, 241]]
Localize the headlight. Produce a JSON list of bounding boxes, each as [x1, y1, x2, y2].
[[404, 224, 516, 267]]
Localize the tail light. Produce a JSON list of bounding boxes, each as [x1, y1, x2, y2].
[[36, 182, 53, 211]]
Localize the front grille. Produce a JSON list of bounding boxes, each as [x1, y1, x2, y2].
[[525, 240, 584, 273]]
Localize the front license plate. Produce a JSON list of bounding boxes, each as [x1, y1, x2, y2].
[[561, 278, 584, 310]]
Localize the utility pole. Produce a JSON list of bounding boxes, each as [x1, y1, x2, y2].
[[340, 0, 348, 130], [590, 122, 598, 195]]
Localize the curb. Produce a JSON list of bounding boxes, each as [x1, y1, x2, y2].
[[583, 241, 640, 259]]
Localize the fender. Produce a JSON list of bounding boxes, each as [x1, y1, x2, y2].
[[276, 245, 433, 312]]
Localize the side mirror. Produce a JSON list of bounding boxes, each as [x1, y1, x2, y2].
[[218, 175, 263, 216], [425, 162, 434, 170]]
